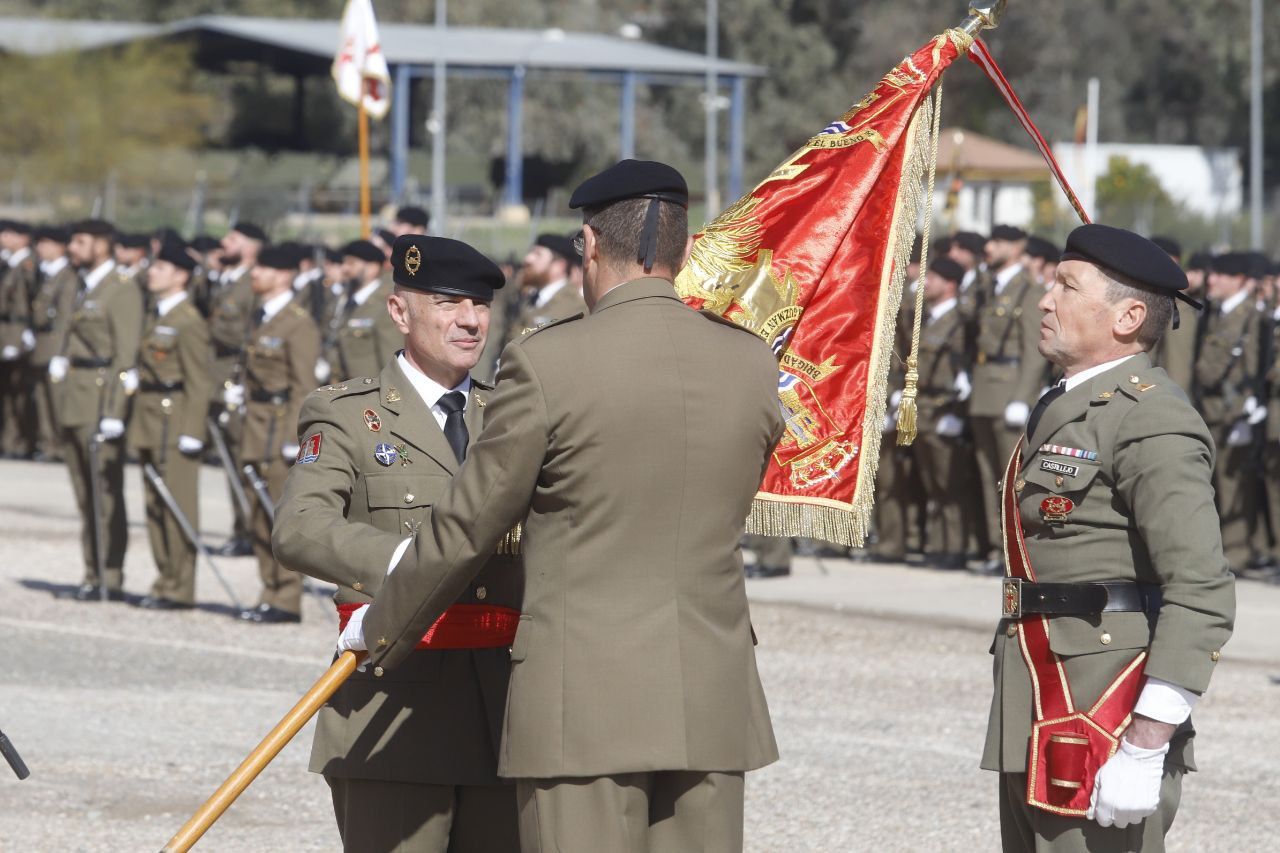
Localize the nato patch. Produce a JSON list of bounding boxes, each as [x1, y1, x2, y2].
[[374, 443, 399, 467]]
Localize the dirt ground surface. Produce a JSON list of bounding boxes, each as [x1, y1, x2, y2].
[[0, 457, 1276, 851]]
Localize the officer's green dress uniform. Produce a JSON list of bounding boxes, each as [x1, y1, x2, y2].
[[130, 289, 211, 606], [240, 287, 319, 618], [970, 260, 1044, 553], [985, 227, 1234, 853], [1192, 275, 1263, 570], [30, 245, 79, 460], [324, 273, 399, 383], [275, 356, 522, 852], [0, 245, 37, 457], [503, 277, 586, 348], [54, 252, 144, 592], [207, 265, 256, 542]]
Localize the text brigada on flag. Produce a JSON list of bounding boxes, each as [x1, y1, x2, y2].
[[332, 0, 392, 120]]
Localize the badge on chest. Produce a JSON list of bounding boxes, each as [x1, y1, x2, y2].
[[1039, 458, 1080, 478]]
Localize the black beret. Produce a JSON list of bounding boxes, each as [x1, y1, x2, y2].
[[1186, 251, 1212, 272], [1061, 223, 1196, 309], [189, 235, 221, 253], [534, 233, 576, 260], [1242, 251, 1271, 279], [395, 205, 430, 229], [323, 247, 344, 264], [951, 231, 986, 256], [569, 159, 689, 210], [70, 219, 115, 239], [231, 222, 268, 242], [989, 224, 1027, 242], [390, 235, 504, 301], [929, 257, 966, 284], [34, 226, 69, 244], [374, 227, 396, 246], [1149, 236, 1182, 261], [118, 232, 150, 250], [257, 245, 299, 270], [153, 226, 181, 245], [1025, 236, 1060, 262], [1211, 253, 1247, 276], [1, 220, 31, 235], [155, 239, 197, 272], [341, 239, 386, 264]]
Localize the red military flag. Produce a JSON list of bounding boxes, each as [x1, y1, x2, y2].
[[676, 25, 981, 546]]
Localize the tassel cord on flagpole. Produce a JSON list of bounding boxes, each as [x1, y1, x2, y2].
[[896, 80, 944, 446]]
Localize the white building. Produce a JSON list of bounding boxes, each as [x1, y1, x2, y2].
[[1052, 143, 1242, 220], [929, 129, 1047, 233]]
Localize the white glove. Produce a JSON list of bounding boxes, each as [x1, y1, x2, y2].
[[314, 358, 331, 384], [1089, 738, 1169, 828], [0, 345, 17, 361], [338, 603, 369, 671], [1004, 400, 1030, 429], [953, 370, 972, 403], [120, 368, 139, 395], [98, 418, 126, 440], [1226, 419, 1253, 447], [177, 435, 205, 455], [936, 413, 964, 437], [1243, 395, 1268, 426], [223, 383, 245, 407], [282, 442, 300, 461], [49, 355, 69, 381], [20, 328, 35, 352]]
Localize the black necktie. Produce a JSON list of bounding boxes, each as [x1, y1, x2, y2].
[[252, 306, 266, 328], [1026, 383, 1066, 439], [437, 391, 468, 463]]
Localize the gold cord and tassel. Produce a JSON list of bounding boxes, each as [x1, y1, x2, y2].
[[896, 80, 944, 446]]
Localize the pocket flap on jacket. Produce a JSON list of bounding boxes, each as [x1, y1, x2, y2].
[[1047, 612, 1152, 657], [509, 614, 533, 662]]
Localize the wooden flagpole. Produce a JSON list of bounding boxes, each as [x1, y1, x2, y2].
[[159, 651, 365, 852], [358, 81, 372, 239]]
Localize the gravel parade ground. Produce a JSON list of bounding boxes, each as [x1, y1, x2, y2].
[[0, 457, 1276, 851]]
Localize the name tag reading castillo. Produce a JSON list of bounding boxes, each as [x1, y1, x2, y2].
[[1039, 459, 1080, 478]]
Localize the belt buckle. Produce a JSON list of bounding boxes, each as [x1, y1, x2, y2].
[[1002, 577, 1023, 619]]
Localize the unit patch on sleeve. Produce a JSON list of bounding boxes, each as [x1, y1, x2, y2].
[[297, 433, 323, 464]]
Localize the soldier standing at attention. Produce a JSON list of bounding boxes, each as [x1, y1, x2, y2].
[[49, 219, 144, 601], [130, 241, 212, 611], [209, 222, 267, 558], [318, 239, 397, 385], [274, 235, 522, 852], [30, 226, 79, 462], [1193, 253, 1264, 573], [986, 224, 1234, 851], [342, 160, 782, 852], [227, 246, 320, 623], [969, 225, 1043, 574], [503, 234, 585, 346], [0, 220, 37, 458]]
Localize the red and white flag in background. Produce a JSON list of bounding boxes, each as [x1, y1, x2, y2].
[[332, 0, 391, 120]]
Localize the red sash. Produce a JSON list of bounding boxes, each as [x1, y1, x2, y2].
[[337, 603, 520, 650], [1002, 440, 1147, 817]]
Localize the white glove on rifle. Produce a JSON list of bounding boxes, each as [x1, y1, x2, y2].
[[282, 443, 300, 462], [1243, 395, 1267, 426], [223, 383, 245, 408], [338, 603, 370, 671], [314, 358, 331, 384], [48, 355, 68, 382], [953, 370, 972, 403], [1003, 400, 1030, 429], [0, 345, 17, 361], [20, 329, 35, 352], [1089, 738, 1168, 828], [98, 418, 126, 440], [936, 413, 964, 437], [120, 368, 139, 395], [1225, 419, 1253, 448], [177, 435, 204, 455]]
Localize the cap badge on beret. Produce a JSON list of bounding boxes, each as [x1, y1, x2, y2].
[[405, 244, 422, 276]]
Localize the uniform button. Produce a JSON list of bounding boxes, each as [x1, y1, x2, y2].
[[351, 582, 363, 592], [475, 586, 488, 600], [1055, 476, 1064, 487], [1014, 479, 1026, 493], [1210, 650, 1221, 662], [363, 378, 373, 384], [1098, 391, 1113, 399], [1006, 624, 1018, 637], [1100, 632, 1112, 645], [404, 493, 415, 504], [377, 637, 388, 647], [373, 666, 384, 677], [1129, 375, 1141, 384]]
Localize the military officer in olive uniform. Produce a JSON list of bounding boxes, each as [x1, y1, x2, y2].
[[1193, 252, 1264, 571], [986, 225, 1234, 852], [0, 220, 37, 458], [1147, 237, 1196, 393], [912, 257, 972, 567], [50, 219, 144, 600], [208, 222, 267, 557], [503, 233, 586, 346], [345, 161, 781, 853], [969, 225, 1044, 572], [130, 241, 212, 610], [274, 236, 522, 853], [227, 246, 320, 623], [30, 227, 79, 461], [318, 239, 397, 385]]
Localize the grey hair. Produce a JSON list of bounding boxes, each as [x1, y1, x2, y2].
[[1098, 268, 1174, 351]]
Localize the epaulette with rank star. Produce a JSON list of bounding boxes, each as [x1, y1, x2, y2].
[[519, 312, 584, 341]]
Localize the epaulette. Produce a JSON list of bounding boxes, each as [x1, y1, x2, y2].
[[1116, 370, 1161, 401], [472, 377, 495, 392], [287, 303, 311, 320], [518, 312, 583, 341], [315, 377, 377, 400]]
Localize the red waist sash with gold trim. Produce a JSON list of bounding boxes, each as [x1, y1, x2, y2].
[[1002, 439, 1147, 817], [337, 603, 520, 650]]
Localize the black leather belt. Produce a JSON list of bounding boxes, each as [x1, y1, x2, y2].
[[213, 342, 243, 359], [33, 324, 54, 333], [978, 355, 1020, 366], [140, 381, 184, 393], [249, 389, 289, 405], [1001, 580, 1162, 619], [70, 357, 111, 369]]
